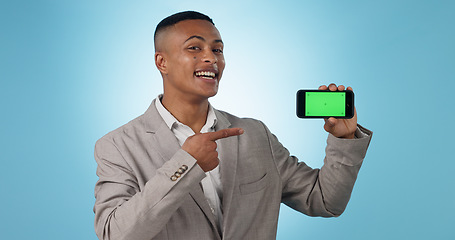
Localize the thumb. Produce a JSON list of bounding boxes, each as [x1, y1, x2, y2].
[[324, 117, 336, 132]]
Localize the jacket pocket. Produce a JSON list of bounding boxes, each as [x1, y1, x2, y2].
[[239, 173, 269, 195]]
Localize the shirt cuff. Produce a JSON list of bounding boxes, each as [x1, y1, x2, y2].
[[354, 124, 372, 139]]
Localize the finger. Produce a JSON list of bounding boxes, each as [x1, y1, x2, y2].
[[347, 86, 353, 91], [208, 141, 218, 151], [323, 117, 337, 132], [328, 83, 337, 91], [324, 117, 337, 126], [206, 157, 220, 172], [318, 85, 327, 90], [206, 128, 244, 141], [338, 85, 345, 91]]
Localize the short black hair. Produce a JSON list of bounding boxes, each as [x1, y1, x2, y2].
[[154, 11, 214, 42]]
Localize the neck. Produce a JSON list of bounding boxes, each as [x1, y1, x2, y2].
[[161, 93, 209, 133]]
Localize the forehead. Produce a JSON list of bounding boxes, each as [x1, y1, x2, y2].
[[170, 19, 222, 42]]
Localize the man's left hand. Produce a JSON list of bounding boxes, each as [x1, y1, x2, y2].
[[319, 83, 357, 139]]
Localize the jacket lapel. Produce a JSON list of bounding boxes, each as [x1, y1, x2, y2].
[[144, 99, 220, 236], [144, 100, 181, 166], [214, 110, 239, 234], [189, 184, 221, 237]]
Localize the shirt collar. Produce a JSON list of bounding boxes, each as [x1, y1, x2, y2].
[[155, 94, 217, 132]]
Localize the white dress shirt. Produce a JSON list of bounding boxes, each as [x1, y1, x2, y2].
[[155, 95, 224, 230]]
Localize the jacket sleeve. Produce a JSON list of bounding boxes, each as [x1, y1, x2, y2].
[[265, 123, 372, 217], [93, 138, 206, 240]]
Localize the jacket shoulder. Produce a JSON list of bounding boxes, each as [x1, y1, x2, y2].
[[96, 113, 148, 145]]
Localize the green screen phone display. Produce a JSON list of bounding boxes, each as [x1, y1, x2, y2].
[[297, 90, 354, 118], [305, 92, 345, 117]]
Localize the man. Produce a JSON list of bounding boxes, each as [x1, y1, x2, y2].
[[93, 11, 372, 240]]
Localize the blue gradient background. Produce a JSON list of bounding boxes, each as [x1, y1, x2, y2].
[[1, 1, 454, 239]]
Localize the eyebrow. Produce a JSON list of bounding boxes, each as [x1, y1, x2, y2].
[[184, 35, 223, 44]]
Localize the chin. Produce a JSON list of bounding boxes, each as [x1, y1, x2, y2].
[[205, 91, 218, 98], [200, 86, 219, 98]]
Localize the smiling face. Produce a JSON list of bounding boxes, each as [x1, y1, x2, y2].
[[155, 19, 225, 103]]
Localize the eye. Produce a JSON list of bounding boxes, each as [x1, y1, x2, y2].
[[188, 46, 201, 51], [213, 48, 223, 54]]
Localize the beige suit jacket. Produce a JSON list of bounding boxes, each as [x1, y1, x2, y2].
[[93, 100, 372, 240]]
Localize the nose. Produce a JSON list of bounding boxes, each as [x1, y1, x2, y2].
[[202, 49, 217, 64]]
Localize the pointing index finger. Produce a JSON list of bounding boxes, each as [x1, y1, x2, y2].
[[207, 128, 244, 141]]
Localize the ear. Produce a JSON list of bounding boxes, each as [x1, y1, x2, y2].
[[155, 52, 167, 74]]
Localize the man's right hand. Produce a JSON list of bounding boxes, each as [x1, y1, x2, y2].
[[182, 128, 244, 172]]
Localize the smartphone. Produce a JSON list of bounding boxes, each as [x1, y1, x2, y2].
[[296, 90, 354, 118]]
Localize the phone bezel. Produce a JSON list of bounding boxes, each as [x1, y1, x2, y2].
[[296, 90, 355, 119]]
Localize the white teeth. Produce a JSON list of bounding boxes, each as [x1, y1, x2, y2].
[[195, 71, 216, 78]]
